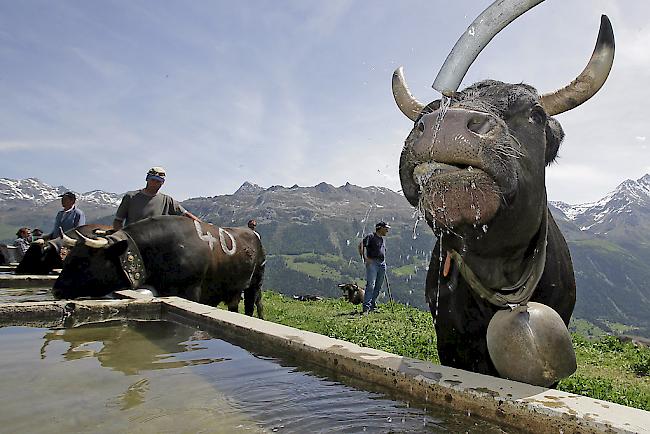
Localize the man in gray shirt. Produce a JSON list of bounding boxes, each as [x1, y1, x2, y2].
[[113, 167, 201, 229]]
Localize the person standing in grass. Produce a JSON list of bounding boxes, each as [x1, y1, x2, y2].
[[358, 221, 390, 314]]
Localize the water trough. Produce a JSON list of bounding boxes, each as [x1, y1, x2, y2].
[[0, 274, 58, 288], [1, 291, 647, 433]]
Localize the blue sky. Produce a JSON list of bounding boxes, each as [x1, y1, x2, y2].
[[1, 0, 648, 204]]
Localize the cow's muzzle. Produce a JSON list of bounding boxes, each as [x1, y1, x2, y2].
[[408, 108, 498, 165]]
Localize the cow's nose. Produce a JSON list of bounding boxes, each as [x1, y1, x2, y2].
[[466, 111, 495, 135], [418, 108, 496, 138]]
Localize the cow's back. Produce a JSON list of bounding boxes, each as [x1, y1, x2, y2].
[[125, 216, 213, 298], [124, 216, 264, 307]]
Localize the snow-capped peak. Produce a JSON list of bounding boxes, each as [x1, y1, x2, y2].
[[550, 174, 650, 232], [0, 178, 121, 206]]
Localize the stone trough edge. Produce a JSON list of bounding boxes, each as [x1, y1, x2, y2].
[[158, 296, 649, 434]]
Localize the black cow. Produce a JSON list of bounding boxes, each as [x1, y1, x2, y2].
[[392, 12, 614, 386], [52, 216, 265, 318], [15, 224, 112, 275], [15, 239, 63, 275]]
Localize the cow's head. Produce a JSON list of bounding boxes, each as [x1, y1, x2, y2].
[[52, 232, 129, 299], [338, 283, 364, 305], [394, 16, 614, 250]]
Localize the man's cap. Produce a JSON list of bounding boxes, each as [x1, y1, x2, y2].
[[59, 191, 76, 200], [375, 221, 391, 230], [146, 166, 166, 182]]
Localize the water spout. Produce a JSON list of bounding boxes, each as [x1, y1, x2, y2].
[[432, 0, 546, 95]]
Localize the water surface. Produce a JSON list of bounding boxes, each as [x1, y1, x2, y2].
[[0, 321, 519, 433]]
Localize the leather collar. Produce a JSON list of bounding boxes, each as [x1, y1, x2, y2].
[[111, 231, 146, 289], [448, 207, 548, 308]]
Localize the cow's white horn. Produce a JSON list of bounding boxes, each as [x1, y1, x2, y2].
[[540, 15, 615, 116], [76, 230, 109, 248], [61, 229, 78, 247], [392, 67, 426, 121], [432, 0, 545, 95]]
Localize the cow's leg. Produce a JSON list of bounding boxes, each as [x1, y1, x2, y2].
[[244, 262, 265, 319], [226, 290, 241, 313], [254, 290, 264, 319]]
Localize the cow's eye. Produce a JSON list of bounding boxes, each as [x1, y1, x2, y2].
[[529, 107, 546, 125]]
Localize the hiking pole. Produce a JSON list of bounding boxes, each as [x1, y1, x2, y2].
[[384, 272, 394, 303]]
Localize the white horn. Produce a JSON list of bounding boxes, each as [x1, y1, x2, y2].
[[61, 228, 78, 247], [392, 67, 426, 121], [76, 230, 109, 248], [540, 15, 615, 116]]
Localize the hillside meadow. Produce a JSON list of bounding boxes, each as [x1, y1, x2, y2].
[[245, 291, 649, 411]]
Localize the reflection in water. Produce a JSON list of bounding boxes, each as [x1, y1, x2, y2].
[[108, 378, 149, 410], [0, 321, 518, 433], [39, 321, 226, 375]]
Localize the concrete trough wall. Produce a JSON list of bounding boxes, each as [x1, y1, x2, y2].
[[0, 274, 58, 288], [2, 294, 649, 434]]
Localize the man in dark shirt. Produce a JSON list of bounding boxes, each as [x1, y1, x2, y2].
[[358, 221, 390, 313], [113, 167, 200, 229]]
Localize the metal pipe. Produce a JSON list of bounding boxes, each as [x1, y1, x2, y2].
[[432, 0, 545, 96]]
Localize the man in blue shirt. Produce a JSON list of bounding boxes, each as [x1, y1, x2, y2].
[[358, 221, 390, 314], [48, 192, 86, 239]]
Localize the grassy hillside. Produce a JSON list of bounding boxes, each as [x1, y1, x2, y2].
[[569, 238, 650, 337], [256, 291, 650, 411]]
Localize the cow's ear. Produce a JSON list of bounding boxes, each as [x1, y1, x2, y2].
[[106, 240, 128, 257], [545, 117, 564, 165]]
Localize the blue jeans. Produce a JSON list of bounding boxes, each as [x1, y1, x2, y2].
[[364, 259, 386, 312]]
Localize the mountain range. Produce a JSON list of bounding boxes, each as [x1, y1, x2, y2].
[[1, 175, 649, 338]]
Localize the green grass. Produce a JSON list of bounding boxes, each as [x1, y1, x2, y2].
[[250, 290, 650, 411], [560, 335, 650, 409]]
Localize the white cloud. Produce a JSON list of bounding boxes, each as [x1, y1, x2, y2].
[[0, 141, 35, 151]]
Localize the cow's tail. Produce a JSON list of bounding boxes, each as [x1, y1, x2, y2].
[[244, 258, 265, 319]]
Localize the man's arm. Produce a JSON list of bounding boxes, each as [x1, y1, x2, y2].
[[175, 200, 201, 223], [75, 209, 86, 227], [358, 236, 369, 262], [183, 210, 201, 223], [47, 211, 63, 240], [113, 195, 129, 230]]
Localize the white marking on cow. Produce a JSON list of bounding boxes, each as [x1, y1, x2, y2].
[[194, 220, 217, 251], [218, 227, 237, 256]]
